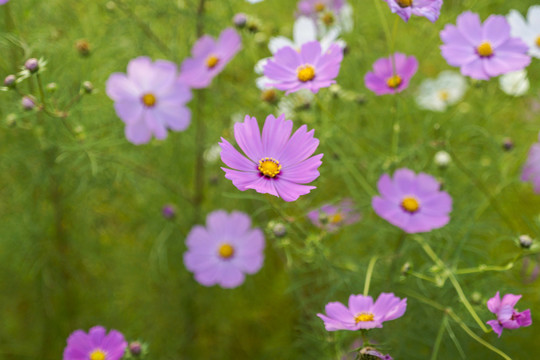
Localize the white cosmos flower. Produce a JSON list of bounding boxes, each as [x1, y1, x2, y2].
[[254, 16, 345, 90], [507, 5, 540, 59], [499, 70, 529, 97], [416, 71, 467, 112], [317, 3, 354, 38]]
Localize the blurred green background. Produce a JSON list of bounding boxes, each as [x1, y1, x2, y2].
[[1, 0, 540, 358]]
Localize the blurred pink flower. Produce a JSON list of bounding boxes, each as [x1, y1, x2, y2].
[[364, 53, 418, 95], [307, 198, 360, 232], [382, 0, 442, 23], [521, 133, 540, 193]]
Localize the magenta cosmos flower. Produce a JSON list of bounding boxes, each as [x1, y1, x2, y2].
[[307, 198, 360, 232], [521, 133, 540, 193], [372, 168, 452, 233], [220, 113, 323, 202], [486, 291, 532, 337], [63, 326, 127, 360], [440, 11, 531, 80], [183, 210, 265, 288], [364, 53, 418, 95], [317, 293, 407, 331], [106, 57, 192, 145], [179, 28, 242, 89], [263, 40, 343, 94], [382, 0, 442, 23]]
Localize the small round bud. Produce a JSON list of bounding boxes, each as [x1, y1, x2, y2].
[[129, 341, 142, 356], [329, 84, 341, 97], [24, 58, 39, 73], [21, 95, 36, 111], [471, 291, 482, 305], [519, 235, 533, 249], [502, 137, 514, 151], [233, 13, 247, 28], [434, 150, 451, 168], [401, 262, 411, 275], [162, 204, 176, 219], [271, 222, 287, 238], [5, 113, 17, 127], [82, 81, 94, 94], [46, 82, 58, 93], [260, 89, 277, 103], [75, 39, 91, 56], [253, 32, 267, 45], [4, 74, 16, 87]]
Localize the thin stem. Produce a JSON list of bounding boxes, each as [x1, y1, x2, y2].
[[363, 256, 378, 296], [455, 262, 514, 275], [36, 74, 47, 110], [430, 314, 448, 360]]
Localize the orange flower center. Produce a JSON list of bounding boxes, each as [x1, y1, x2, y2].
[[314, 2, 325, 12], [142, 93, 156, 107], [354, 312, 375, 323], [386, 75, 402, 88], [218, 243, 235, 259], [90, 350, 106, 360], [477, 41, 493, 57], [401, 197, 420, 213], [206, 55, 219, 69], [322, 12, 335, 25], [330, 213, 343, 224], [258, 157, 281, 178], [396, 0, 412, 8], [297, 65, 316, 82]]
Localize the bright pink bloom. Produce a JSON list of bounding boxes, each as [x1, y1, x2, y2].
[[382, 0, 442, 23], [486, 291, 532, 337], [179, 28, 242, 89], [317, 293, 407, 331], [440, 11, 531, 80], [63, 326, 127, 360], [364, 53, 418, 95], [220, 113, 323, 202]]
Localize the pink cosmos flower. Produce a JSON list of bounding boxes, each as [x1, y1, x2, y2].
[[297, 0, 345, 18], [521, 133, 540, 193], [364, 53, 418, 95], [440, 11, 531, 80], [179, 28, 242, 89], [307, 198, 360, 232], [263, 40, 343, 94], [106, 57, 192, 145], [382, 0, 442, 23], [317, 293, 407, 331], [372, 168, 452, 233], [0, 0, 10, 4], [486, 291, 532, 337], [220, 113, 323, 202], [63, 326, 127, 360], [183, 210, 265, 288]]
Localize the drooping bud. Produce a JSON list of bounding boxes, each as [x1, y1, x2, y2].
[[4, 74, 16, 88], [24, 58, 39, 73]]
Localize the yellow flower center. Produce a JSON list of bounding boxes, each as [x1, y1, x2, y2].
[[438, 90, 449, 101], [142, 93, 156, 107], [354, 312, 375, 323], [401, 196, 420, 213], [536, 36, 540, 48], [330, 213, 343, 224], [90, 350, 106, 360], [258, 157, 282, 178], [297, 65, 316, 82], [386, 75, 402, 89], [314, 2, 325, 12], [206, 55, 219, 69], [322, 12, 335, 26], [476, 41, 493, 57], [218, 243, 235, 259], [396, 0, 412, 7]]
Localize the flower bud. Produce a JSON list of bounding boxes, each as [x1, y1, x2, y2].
[[271, 222, 287, 238], [401, 262, 411, 275], [129, 341, 142, 356], [46, 82, 58, 93], [5, 113, 17, 127], [24, 58, 39, 73], [162, 204, 176, 219], [82, 81, 94, 94], [233, 13, 247, 28], [21, 95, 36, 110], [471, 291, 482, 305], [75, 39, 91, 56], [4, 74, 16, 87], [519, 235, 533, 249], [434, 150, 451, 168], [502, 137, 514, 151]]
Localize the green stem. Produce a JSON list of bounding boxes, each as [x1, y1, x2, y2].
[[455, 262, 514, 275], [430, 314, 448, 360], [363, 256, 378, 296], [4, 2, 18, 69], [36, 74, 47, 110]]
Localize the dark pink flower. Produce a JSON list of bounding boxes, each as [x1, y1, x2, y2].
[[486, 291, 532, 337], [63, 326, 127, 360]]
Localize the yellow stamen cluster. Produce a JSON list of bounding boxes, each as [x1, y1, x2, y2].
[[536, 36, 540, 48], [476, 41, 493, 57], [322, 12, 335, 26], [354, 312, 375, 323], [206, 55, 220, 69], [90, 350, 106, 360], [438, 90, 450, 101], [386, 75, 402, 89], [314, 2, 325, 12], [401, 197, 420, 213], [396, 0, 413, 7], [218, 243, 235, 259], [297, 65, 316, 82], [258, 158, 282, 178], [142, 93, 157, 107], [261, 89, 277, 103], [330, 213, 343, 224]]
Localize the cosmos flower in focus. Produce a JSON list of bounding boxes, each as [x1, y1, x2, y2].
[[499, 69, 529, 97], [183, 210, 265, 288], [416, 71, 467, 112], [440, 11, 531, 80], [263, 40, 343, 94], [372, 168, 452, 233], [486, 291, 532, 337], [507, 6, 540, 59], [307, 198, 360, 232], [220, 113, 323, 202], [317, 293, 407, 331], [106, 57, 192, 145], [179, 28, 242, 89], [382, 0, 442, 23], [364, 53, 418, 95], [63, 326, 127, 360], [521, 133, 540, 193]]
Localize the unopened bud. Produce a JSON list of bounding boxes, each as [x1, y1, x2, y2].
[[401, 262, 411, 275], [21, 96, 36, 110], [24, 58, 39, 73], [502, 137, 514, 151], [272, 222, 287, 238], [162, 204, 176, 219], [4, 74, 16, 87], [233, 13, 247, 28], [46, 82, 58, 93], [434, 150, 451, 168], [471, 291, 482, 305], [5, 113, 17, 127], [519, 235, 533, 249], [75, 39, 91, 56], [129, 341, 142, 356], [82, 81, 94, 94]]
